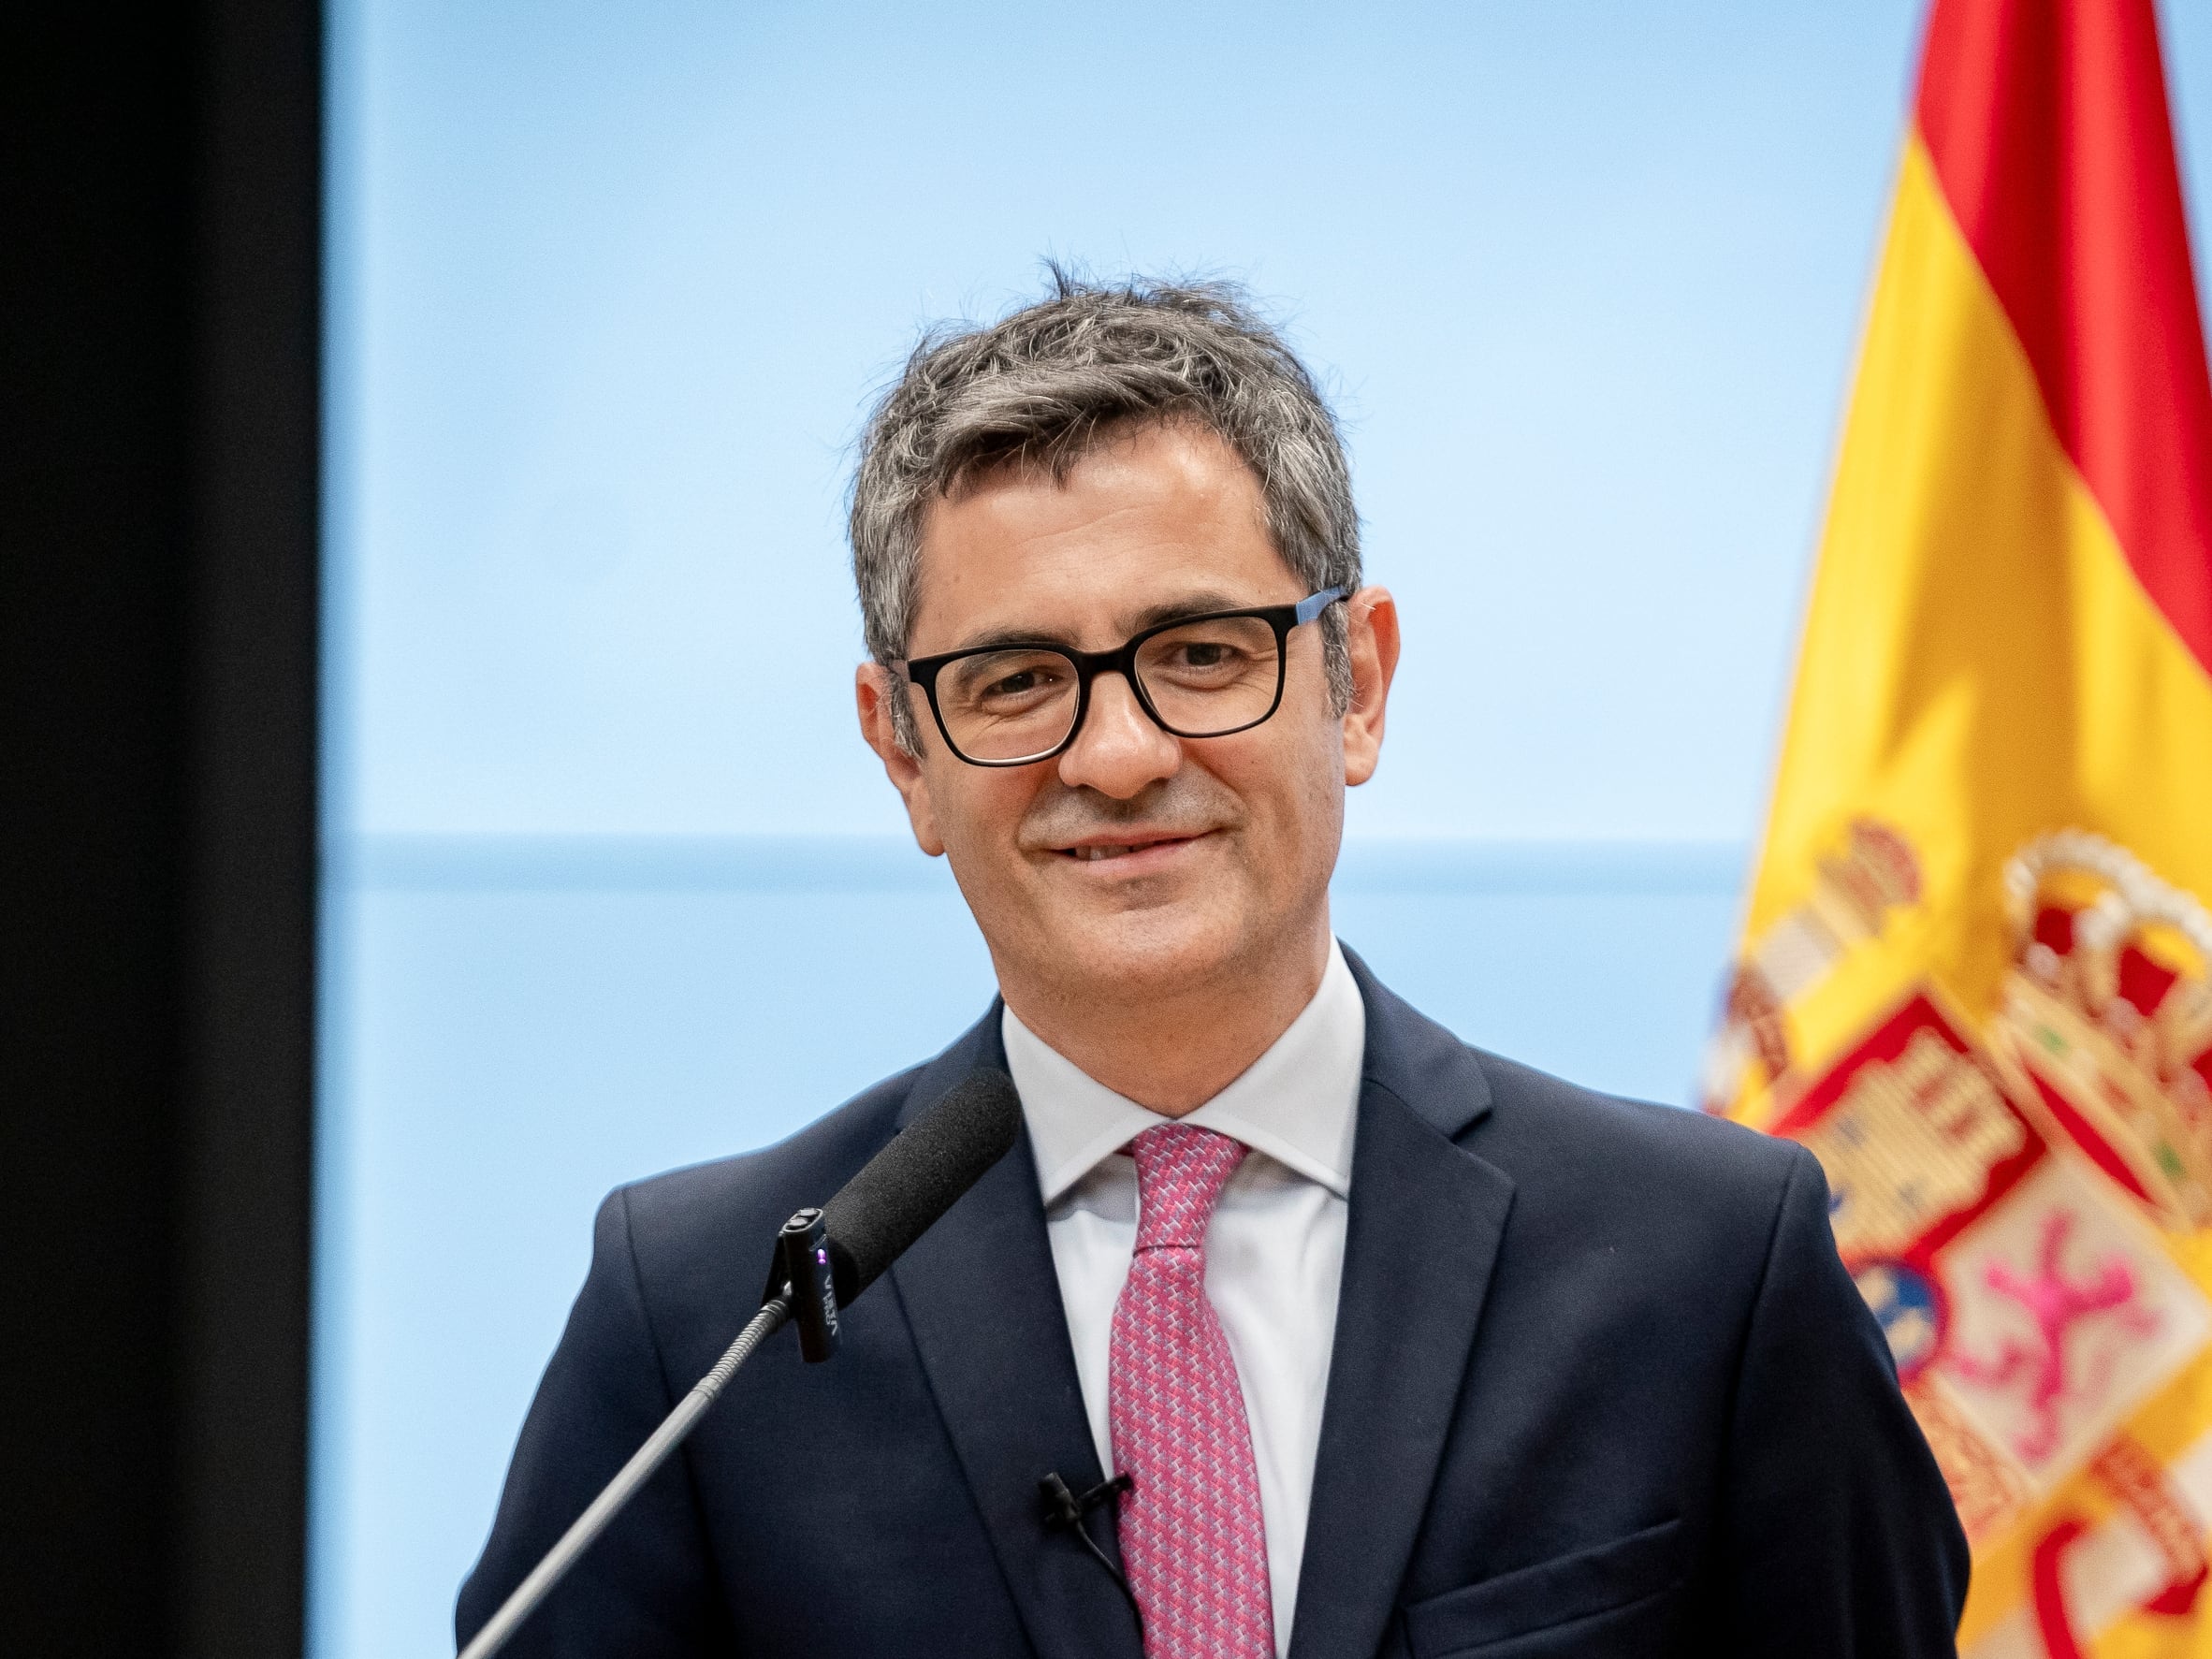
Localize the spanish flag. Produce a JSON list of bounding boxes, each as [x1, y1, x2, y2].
[[1706, 0, 2212, 1651]]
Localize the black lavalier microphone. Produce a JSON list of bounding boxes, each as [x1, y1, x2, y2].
[[459, 1068, 1024, 1659], [1041, 1471, 1142, 1633]]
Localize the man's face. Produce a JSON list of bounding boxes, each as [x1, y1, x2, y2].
[[858, 421, 1396, 1013]]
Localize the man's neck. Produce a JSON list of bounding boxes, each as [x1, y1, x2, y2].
[[996, 924, 1333, 1117]]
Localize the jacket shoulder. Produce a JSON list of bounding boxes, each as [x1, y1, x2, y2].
[[1476, 1045, 1805, 1179], [1347, 946, 1812, 1221], [1462, 1045, 1821, 1266]]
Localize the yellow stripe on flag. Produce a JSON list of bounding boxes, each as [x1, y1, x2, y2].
[[1738, 138, 2212, 1128]]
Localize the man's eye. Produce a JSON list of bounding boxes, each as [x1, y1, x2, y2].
[[1163, 640, 1246, 673], [974, 662, 1068, 701]]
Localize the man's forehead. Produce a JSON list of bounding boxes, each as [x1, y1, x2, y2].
[[940, 413, 1246, 501], [911, 546, 1301, 654], [910, 425, 1296, 648], [930, 422, 1261, 532]]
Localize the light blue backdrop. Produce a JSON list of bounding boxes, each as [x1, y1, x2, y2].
[[316, 4, 2212, 1655]]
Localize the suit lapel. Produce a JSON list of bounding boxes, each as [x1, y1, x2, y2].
[[1288, 960, 1516, 1659], [889, 1013, 1144, 1659]]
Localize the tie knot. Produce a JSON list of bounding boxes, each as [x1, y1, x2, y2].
[[1129, 1124, 1247, 1251]]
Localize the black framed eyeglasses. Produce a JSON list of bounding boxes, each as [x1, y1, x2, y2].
[[894, 587, 1349, 767]]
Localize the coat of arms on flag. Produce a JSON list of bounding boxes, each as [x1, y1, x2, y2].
[[1709, 2, 2212, 1652]]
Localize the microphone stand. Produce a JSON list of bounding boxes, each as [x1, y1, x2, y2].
[[454, 1065, 1021, 1659], [457, 1290, 794, 1659]]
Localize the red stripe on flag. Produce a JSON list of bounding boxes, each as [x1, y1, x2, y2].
[[1915, 0, 2212, 673], [2031, 1516, 2090, 1659]]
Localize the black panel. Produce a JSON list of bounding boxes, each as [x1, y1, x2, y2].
[[0, 5, 321, 1655]]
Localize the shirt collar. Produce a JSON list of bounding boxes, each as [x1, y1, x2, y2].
[[1003, 937, 1365, 1206]]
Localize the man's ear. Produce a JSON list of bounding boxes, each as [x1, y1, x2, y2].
[[856, 662, 946, 855], [1341, 586, 1399, 788]]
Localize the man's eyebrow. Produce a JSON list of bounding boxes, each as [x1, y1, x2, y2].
[[948, 623, 1076, 652], [943, 591, 1265, 655], [1127, 590, 1250, 631]]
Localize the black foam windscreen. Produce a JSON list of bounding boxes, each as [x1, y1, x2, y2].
[[817, 1068, 1023, 1303]]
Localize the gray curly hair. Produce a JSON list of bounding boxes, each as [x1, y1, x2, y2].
[[849, 270, 1361, 750]]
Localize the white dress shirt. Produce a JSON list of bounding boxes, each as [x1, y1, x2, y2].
[[1001, 939, 1365, 1657]]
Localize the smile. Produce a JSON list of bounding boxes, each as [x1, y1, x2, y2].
[[1052, 833, 1205, 864]]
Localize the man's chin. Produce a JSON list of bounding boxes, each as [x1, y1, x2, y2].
[[1030, 909, 1249, 1001]]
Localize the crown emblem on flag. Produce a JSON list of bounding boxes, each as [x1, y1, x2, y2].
[[1988, 831, 2212, 1233]]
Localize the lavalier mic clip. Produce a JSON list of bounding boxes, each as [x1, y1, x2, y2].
[[1040, 1471, 1141, 1633], [1041, 1469, 1132, 1527]]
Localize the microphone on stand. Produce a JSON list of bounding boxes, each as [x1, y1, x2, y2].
[[458, 1068, 1023, 1659]]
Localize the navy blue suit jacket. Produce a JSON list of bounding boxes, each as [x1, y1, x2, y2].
[[458, 953, 1968, 1657]]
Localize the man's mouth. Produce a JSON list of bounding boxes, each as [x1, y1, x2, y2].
[[1053, 832, 1204, 863]]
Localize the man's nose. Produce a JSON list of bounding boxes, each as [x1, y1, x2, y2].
[[1056, 670, 1180, 798]]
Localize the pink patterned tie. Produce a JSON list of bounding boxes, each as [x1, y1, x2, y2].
[[1109, 1124, 1274, 1659]]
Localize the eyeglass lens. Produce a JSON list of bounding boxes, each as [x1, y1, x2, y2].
[[935, 614, 1285, 762]]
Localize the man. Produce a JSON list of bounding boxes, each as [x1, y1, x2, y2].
[[459, 277, 1968, 1657]]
